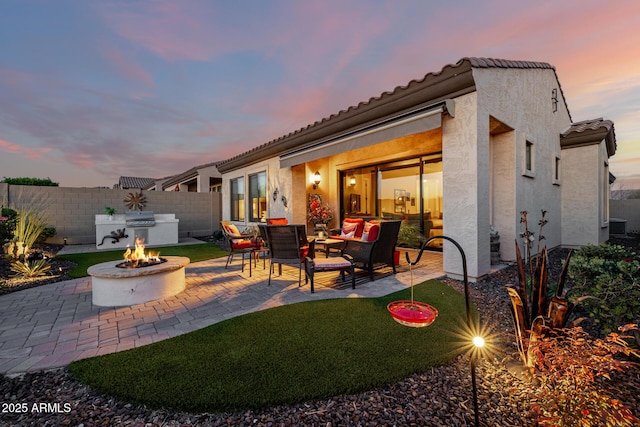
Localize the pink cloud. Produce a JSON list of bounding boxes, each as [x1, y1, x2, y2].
[[0, 138, 51, 160], [97, 1, 231, 61], [104, 47, 154, 88]]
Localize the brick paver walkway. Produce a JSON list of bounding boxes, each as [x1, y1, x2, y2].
[[0, 252, 443, 375]]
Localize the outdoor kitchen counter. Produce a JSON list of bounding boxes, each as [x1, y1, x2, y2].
[[95, 213, 179, 250]]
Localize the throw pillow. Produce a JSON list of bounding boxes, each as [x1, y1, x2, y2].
[[340, 221, 358, 238], [362, 222, 380, 242]]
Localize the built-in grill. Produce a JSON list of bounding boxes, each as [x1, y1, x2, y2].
[[125, 211, 156, 227]]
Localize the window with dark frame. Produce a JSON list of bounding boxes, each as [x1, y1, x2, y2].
[[249, 171, 267, 222], [230, 177, 244, 221]]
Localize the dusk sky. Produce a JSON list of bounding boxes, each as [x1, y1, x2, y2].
[[1, 0, 639, 188]]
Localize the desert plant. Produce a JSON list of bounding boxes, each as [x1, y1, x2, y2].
[[397, 222, 425, 248], [529, 324, 640, 426], [569, 243, 640, 337], [506, 210, 587, 368], [6, 207, 50, 261], [36, 226, 56, 242], [0, 207, 18, 242], [10, 259, 52, 278]]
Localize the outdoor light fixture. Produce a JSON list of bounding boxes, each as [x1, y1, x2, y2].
[[312, 171, 321, 189], [349, 175, 357, 187], [396, 235, 483, 427]]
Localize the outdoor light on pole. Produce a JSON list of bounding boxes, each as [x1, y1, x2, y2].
[[394, 235, 483, 426]]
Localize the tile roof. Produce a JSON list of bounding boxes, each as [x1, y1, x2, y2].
[[561, 118, 616, 157], [561, 118, 614, 137], [118, 176, 157, 189], [161, 161, 221, 189], [217, 57, 567, 172]]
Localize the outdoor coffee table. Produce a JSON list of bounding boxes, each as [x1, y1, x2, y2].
[[314, 238, 344, 257]]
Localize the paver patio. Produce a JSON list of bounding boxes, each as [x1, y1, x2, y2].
[[0, 250, 444, 375]]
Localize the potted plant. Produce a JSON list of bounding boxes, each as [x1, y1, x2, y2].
[[104, 206, 117, 219]]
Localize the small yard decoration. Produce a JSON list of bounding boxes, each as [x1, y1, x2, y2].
[[124, 191, 147, 211], [387, 239, 438, 328]]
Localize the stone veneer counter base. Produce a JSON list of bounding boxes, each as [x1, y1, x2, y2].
[[88, 256, 190, 307]]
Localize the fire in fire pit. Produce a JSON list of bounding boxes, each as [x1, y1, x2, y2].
[[116, 237, 167, 269]]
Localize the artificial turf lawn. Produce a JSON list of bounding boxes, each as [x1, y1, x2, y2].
[[68, 279, 475, 413], [57, 243, 227, 277]]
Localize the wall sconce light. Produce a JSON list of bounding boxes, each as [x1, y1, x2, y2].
[[312, 171, 321, 189], [349, 175, 357, 187]]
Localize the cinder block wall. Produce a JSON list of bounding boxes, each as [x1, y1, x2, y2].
[[1, 184, 221, 245], [610, 199, 640, 233]]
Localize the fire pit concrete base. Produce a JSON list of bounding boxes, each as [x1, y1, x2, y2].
[[88, 256, 190, 307]]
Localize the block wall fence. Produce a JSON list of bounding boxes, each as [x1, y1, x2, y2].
[[0, 183, 222, 245], [610, 199, 640, 233]]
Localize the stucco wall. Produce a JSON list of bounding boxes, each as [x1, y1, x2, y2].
[[0, 183, 220, 245], [442, 92, 480, 279], [473, 67, 571, 263], [561, 143, 610, 247]]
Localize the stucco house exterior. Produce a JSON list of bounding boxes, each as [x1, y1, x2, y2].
[[216, 57, 616, 281]]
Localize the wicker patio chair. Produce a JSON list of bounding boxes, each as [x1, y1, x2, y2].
[[262, 224, 313, 286], [220, 221, 254, 272]]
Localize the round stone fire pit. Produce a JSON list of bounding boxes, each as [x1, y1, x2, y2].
[[88, 256, 190, 307]]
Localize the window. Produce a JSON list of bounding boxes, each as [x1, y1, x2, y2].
[[523, 140, 535, 178], [602, 162, 609, 225], [249, 171, 267, 222], [552, 155, 561, 185], [525, 141, 533, 171], [230, 177, 244, 221]]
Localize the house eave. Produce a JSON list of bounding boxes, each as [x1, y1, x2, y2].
[[217, 63, 475, 174], [560, 127, 616, 158]]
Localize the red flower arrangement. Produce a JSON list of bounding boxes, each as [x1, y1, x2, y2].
[[308, 194, 334, 225]]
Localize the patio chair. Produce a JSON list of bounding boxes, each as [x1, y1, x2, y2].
[[341, 220, 401, 281], [262, 224, 313, 287], [220, 221, 254, 272]]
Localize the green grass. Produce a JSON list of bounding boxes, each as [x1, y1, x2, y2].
[[69, 280, 476, 413], [57, 243, 227, 277]]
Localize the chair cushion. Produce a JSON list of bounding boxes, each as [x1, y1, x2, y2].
[[312, 257, 352, 270], [267, 218, 288, 224], [362, 221, 380, 242], [343, 218, 364, 237], [231, 239, 253, 249]]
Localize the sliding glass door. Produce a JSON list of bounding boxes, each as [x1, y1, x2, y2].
[[340, 155, 442, 246]]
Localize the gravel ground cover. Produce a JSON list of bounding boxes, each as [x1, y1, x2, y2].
[[1, 245, 639, 426]]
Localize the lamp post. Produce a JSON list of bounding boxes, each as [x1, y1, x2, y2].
[[402, 235, 482, 426]]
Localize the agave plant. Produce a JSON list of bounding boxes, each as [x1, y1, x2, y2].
[[506, 210, 589, 368], [11, 259, 52, 278]]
